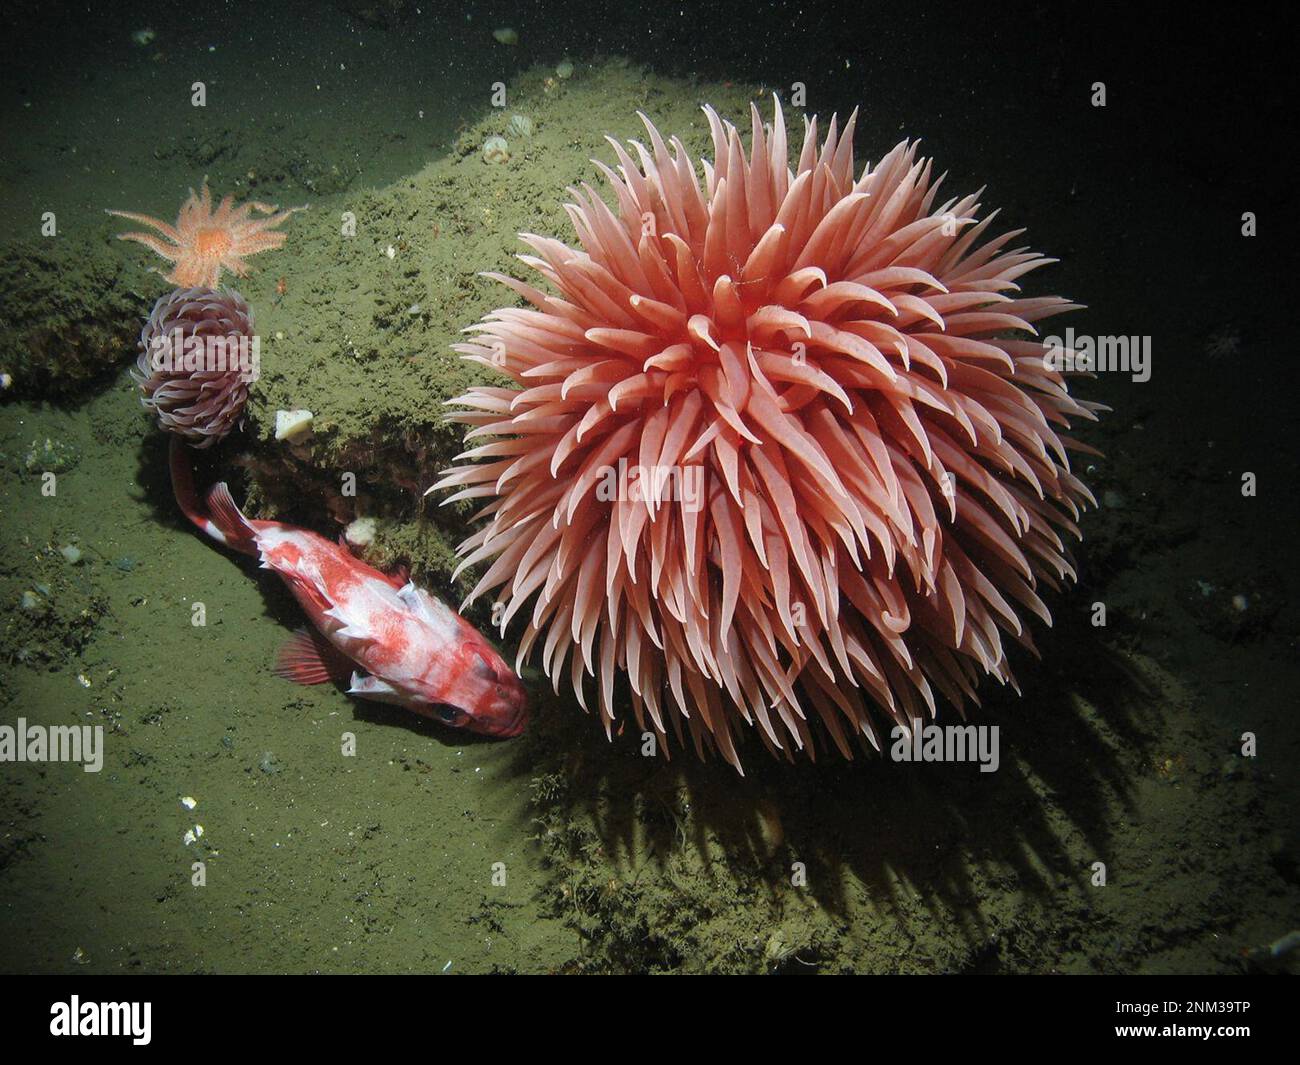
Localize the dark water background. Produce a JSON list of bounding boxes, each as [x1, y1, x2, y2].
[[0, 1, 1295, 974]]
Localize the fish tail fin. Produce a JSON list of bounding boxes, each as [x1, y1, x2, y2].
[[204, 482, 259, 554], [168, 436, 258, 555]]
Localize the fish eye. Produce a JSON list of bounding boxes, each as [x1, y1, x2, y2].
[[434, 705, 465, 725]]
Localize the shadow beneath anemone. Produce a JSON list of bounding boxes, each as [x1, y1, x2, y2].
[[133, 436, 303, 645], [133, 431, 253, 534], [509, 594, 1163, 971], [136, 434, 1165, 969]]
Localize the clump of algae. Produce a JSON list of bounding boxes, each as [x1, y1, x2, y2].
[[0, 236, 152, 398]]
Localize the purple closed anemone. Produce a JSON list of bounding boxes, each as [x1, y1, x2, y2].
[[133, 286, 256, 447]]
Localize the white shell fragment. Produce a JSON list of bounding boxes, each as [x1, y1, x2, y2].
[[275, 409, 314, 442], [180, 796, 198, 811]]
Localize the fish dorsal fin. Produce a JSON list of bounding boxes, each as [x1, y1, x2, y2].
[[396, 582, 459, 634], [289, 566, 333, 615], [320, 573, 404, 642], [273, 627, 353, 686]]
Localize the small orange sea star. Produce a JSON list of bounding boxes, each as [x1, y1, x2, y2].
[[107, 181, 308, 288]]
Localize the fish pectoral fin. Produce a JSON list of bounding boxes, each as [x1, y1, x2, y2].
[[347, 672, 403, 704], [273, 627, 354, 686]]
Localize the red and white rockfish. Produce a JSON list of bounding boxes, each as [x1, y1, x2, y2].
[[169, 440, 528, 737]]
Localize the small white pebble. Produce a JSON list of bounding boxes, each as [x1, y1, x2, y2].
[[180, 796, 197, 811]]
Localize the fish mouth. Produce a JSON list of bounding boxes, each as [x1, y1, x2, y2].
[[492, 700, 529, 738], [458, 696, 528, 738]]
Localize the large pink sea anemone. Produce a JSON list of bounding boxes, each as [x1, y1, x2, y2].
[[436, 101, 1101, 770], [133, 286, 256, 447]]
